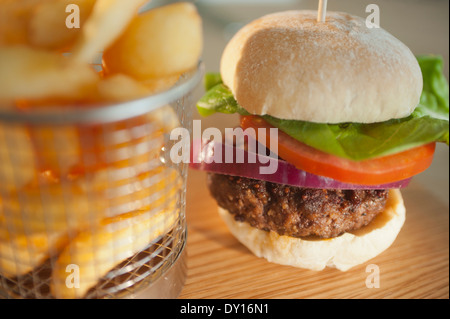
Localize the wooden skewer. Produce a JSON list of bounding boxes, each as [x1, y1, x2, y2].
[[317, 0, 328, 22]]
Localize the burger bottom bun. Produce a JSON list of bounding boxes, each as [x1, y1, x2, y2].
[[218, 189, 405, 271]]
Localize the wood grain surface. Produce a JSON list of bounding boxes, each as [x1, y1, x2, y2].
[[178, 169, 449, 299]]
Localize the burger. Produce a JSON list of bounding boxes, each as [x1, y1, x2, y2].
[[192, 11, 449, 271]]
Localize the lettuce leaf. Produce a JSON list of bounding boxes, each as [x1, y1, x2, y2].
[[196, 83, 249, 117], [196, 55, 449, 161]]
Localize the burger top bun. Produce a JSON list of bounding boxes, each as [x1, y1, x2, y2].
[[220, 11, 423, 124]]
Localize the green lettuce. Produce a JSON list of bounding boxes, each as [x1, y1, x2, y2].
[[196, 55, 449, 161], [196, 83, 248, 117]]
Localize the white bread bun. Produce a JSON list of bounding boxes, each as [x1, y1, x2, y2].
[[218, 189, 405, 271], [220, 11, 423, 123]]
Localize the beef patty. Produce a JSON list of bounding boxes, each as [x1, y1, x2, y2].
[[207, 173, 389, 239]]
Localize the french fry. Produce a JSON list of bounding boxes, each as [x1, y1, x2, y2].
[[0, 124, 36, 192], [143, 74, 182, 94], [30, 125, 81, 177], [1, 180, 108, 235], [147, 104, 181, 133], [0, 46, 99, 106], [70, 0, 148, 64], [103, 2, 203, 80], [0, 222, 69, 278], [1, 159, 173, 236], [0, 195, 68, 279], [0, 0, 202, 299], [28, 0, 96, 51], [51, 167, 180, 299], [95, 74, 151, 102], [0, 0, 41, 46]]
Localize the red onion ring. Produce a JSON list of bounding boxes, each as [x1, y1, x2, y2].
[[189, 139, 411, 190]]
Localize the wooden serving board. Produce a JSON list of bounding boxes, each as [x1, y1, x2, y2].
[[178, 169, 449, 299]]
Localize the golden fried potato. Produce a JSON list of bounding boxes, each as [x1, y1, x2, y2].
[[95, 74, 151, 102], [0, 208, 68, 277], [0, 0, 41, 46], [102, 2, 203, 80], [0, 46, 99, 106], [1, 180, 108, 235], [28, 0, 96, 51], [0, 223, 69, 278], [1, 158, 173, 236], [0, 161, 164, 236], [51, 167, 180, 299], [143, 74, 181, 94], [0, 124, 80, 192], [0, 191, 68, 279], [30, 125, 81, 177], [0, 0, 196, 297], [71, 0, 148, 64], [0, 124, 36, 192], [86, 166, 179, 216], [147, 104, 181, 133]]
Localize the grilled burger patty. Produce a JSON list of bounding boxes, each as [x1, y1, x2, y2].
[[207, 173, 389, 239]]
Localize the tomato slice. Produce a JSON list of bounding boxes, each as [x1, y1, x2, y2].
[[241, 115, 436, 185]]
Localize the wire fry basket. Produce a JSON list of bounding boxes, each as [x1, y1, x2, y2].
[[0, 63, 203, 299]]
